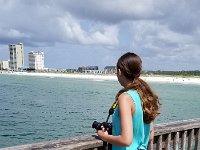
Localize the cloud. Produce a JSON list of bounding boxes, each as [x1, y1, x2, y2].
[[0, 0, 200, 70], [0, 0, 119, 47], [57, 0, 165, 23], [132, 21, 193, 50], [1, 0, 199, 47], [58, 15, 119, 45], [0, 28, 30, 39]]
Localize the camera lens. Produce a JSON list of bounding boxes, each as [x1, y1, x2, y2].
[[92, 121, 98, 129]]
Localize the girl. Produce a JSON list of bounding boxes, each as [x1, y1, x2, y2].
[[97, 52, 160, 150]]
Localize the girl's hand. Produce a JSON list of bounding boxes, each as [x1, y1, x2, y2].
[[97, 126, 108, 142]]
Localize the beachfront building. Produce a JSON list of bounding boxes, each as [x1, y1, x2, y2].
[[84, 70, 103, 74], [104, 66, 116, 74], [77, 66, 103, 74], [78, 66, 98, 73], [9, 43, 24, 70], [0, 60, 9, 70], [28, 51, 44, 70]]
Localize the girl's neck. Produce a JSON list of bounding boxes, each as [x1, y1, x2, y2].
[[122, 79, 133, 88]]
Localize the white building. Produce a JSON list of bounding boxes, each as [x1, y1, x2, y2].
[[104, 66, 116, 74], [28, 51, 44, 70], [0, 60, 9, 70], [9, 43, 24, 70]]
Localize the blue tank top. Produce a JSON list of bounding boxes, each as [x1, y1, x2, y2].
[[112, 90, 150, 150]]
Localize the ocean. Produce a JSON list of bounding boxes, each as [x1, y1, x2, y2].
[[0, 74, 200, 148]]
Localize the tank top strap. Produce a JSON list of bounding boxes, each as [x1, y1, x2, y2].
[[124, 90, 141, 107]]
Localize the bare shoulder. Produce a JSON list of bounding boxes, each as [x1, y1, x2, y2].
[[118, 92, 135, 116], [118, 93, 133, 104]]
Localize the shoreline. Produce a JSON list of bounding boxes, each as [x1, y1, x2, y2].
[[1, 71, 200, 85]]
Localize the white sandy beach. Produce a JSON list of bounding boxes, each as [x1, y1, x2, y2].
[[1, 71, 200, 85]]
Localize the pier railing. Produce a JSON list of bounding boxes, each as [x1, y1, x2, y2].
[[1, 118, 200, 150], [148, 118, 200, 150]]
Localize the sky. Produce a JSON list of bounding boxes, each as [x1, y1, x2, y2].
[[0, 0, 200, 71]]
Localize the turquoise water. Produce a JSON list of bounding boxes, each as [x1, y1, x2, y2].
[[0, 74, 200, 148]]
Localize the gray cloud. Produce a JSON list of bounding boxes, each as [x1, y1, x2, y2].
[[56, 0, 167, 23], [0, 0, 119, 47], [0, 0, 199, 70]]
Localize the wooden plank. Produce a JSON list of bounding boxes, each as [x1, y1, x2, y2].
[[173, 132, 179, 150], [154, 118, 200, 136], [0, 118, 200, 150], [156, 135, 162, 150], [181, 130, 187, 150], [165, 133, 171, 150], [194, 128, 200, 150], [0, 135, 104, 150], [147, 139, 153, 150], [188, 129, 194, 150]]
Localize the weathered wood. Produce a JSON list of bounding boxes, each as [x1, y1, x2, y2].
[[0, 135, 103, 150], [181, 130, 187, 150], [173, 132, 179, 150], [154, 118, 200, 136], [147, 139, 153, 150], [165, 133, 171, 150], [194, 128, 200, 150], [188, 129, 194, 150], [0, 118, 199, 150], [156, 135, 162, 150]]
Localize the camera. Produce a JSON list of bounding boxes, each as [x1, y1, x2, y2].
[[92, 121, 112, 135], [92, 111, 113, 149]]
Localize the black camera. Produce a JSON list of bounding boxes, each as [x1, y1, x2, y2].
[[92, 109, 114, 150], [92, 121, 112, 135]]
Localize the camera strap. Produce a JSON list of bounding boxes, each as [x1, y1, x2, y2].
[[109, 99, 119, 115], [105, 99, 119, 123]]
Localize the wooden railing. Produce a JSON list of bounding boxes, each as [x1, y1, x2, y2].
[[1, 118, 200, 150], [148, 118, 200, 150]]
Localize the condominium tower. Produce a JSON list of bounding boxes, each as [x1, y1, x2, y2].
[[9, 43, 24, 70], [28, 51, 44, 70]]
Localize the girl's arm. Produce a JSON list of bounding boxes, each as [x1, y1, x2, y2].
[[149, 122, 154, 142], [97, 93, 134, 146]]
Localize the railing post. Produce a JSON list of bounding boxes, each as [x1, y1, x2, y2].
[[165, 133, 171, 150], [147, 139, 153, 150], [181, 130, 187, 150], [157, 135, 162, 150], [194, 128, 200, 150], [173, 132, 179, 150], [188, 129, 194, 150]]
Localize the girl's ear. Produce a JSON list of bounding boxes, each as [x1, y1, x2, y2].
[[118, 69, 122, 76]]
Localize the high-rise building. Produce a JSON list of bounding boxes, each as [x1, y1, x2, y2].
[[28, 51, 44, 70], [9, 43, 24, 70]]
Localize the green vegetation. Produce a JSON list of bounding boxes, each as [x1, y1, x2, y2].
[[142, 70, 200, 77]]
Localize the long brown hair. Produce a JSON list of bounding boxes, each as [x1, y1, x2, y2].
[[116, 52, 160, 124]]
